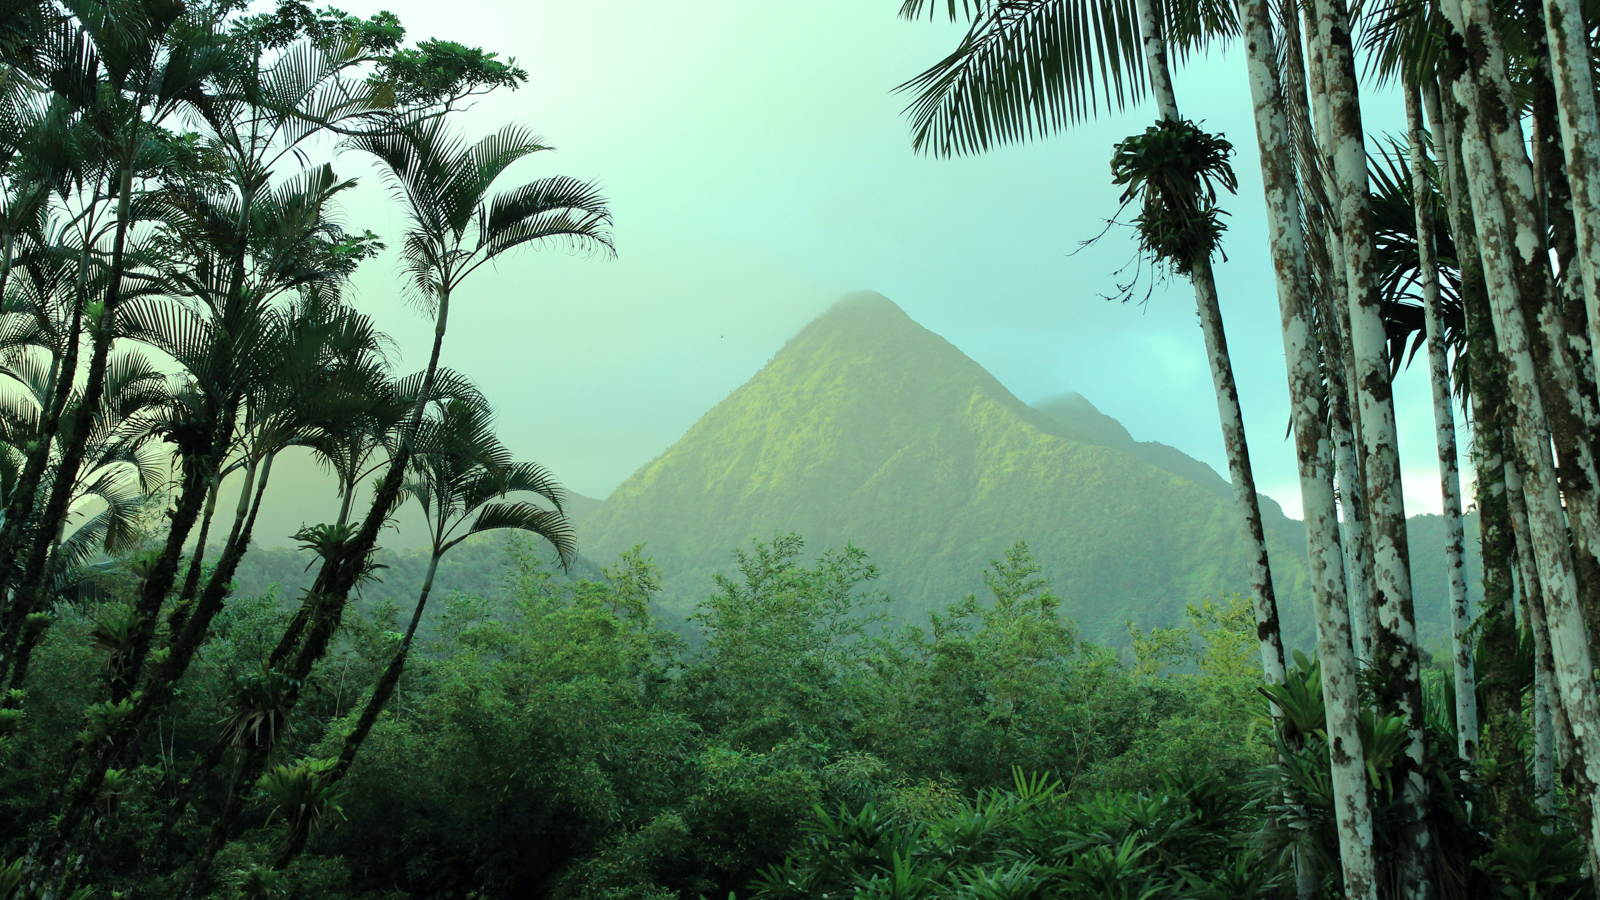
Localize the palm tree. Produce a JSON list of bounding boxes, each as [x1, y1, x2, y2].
[[1302, 4, 1434, 886], [1229, 0, 1378, 893], [271, 396, 575, 868], [1428, 0, 1600, 862], [0, 0, 234, 664], [20, 43, 398, 885], [184, 113, 612, 896], [284, 112, 610, 683], [898, 0, 1286, 689], [1399, 84, 1475, 760], [1411, 62, 1528, 825]]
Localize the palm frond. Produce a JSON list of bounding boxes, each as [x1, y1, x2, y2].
[[898, 0, 1147, 156]]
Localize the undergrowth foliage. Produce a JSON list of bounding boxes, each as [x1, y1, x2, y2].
[[4, 529, 1584, 898]]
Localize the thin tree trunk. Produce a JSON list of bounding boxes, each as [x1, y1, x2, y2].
[[1236, 0, 1376, 892], [1509, 460, 1559, 824], [1132, 0, 1179, 123], [1538, 0, 1600, 378], [1132, 0, 1285, 686], [1529, 51, 1600, 655], [1404, 78, 1477, 759], [1311, 0, 1429, 886], [1193, 257, 1287, 682], [1429, 73, 1524, 809], [171, 474, 223, 636], [1304, 4, 1376, 661]]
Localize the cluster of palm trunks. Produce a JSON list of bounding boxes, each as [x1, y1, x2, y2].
[[0, 0, 612, 896], [899, 0, 1600, 896]]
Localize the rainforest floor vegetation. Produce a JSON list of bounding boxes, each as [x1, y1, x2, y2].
[[1, 535, 1581, 899]]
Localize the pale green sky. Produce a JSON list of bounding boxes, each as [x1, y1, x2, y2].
[[247, 0, 1448, 548]]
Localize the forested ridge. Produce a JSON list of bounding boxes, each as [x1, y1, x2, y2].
[[0, 0, 1598, 897]]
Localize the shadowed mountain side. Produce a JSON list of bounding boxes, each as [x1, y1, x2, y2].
[[579, 292, 1317, 646], [1032, 393, 1298, 530], [1035, 392, 1480, 651]]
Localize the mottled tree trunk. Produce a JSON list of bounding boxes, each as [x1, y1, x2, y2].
[[1404, 78, 1477, 758], [1293, 6, 1375, 660], [1428, 77, 1524, 798], [1237, 0, 1377, 892], [1538, 0, 1600, 377], [1508, 460, 1559, 824], [1311, 0, 1429, 887], [1438, 4, 1600, 863]]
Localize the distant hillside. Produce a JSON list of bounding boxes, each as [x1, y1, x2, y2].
[[579, 292, 1319, 646], [1032, 394, 1478, 652], [225, 297, 1481, 653]]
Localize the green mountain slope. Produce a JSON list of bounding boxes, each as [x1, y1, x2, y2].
[[580, 292, 1317, 645]]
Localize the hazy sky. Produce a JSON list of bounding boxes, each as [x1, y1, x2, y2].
[[247, 0, 1452, 548]]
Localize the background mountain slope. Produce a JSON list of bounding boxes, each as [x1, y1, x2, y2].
[[579, 292, 1318, 645]]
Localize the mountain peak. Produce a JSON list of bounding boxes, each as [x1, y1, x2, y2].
[[582, 293, 1315, 644], [825, 290, 904, 317]]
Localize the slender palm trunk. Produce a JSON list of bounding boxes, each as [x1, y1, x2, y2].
[[1429, 75, 1524, 801], [1236, 0, 1376, 891], [1508, 460, 1559, 824], [1131, 0, 1284, 684], [1538, 0, 1600, 378], [1193, 258, 1286, 682], [1132, 0, 1178, 123], [336, 473, 355, 527], [1311, 0, 1429, 886], [171, 474, 223, 636], [1303, 9, 1376, 659], [1404, 79, 1477, 759]]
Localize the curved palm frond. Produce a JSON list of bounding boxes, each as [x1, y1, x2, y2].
[[448, 500, 574, 565], [898, 0, 1148, 156]]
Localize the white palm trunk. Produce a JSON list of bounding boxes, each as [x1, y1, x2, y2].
[[1403, 80, 1477, 759], [1301, 7, 1376, 660], [1309, 0, 1429, 887], [1193, 258, 1288, 683], [1236, 0, 1376, 893], [1437, 12, 1600, 863], [1130, 0, 1286, 684], [1508, 460, 1560, 824], [1538, 0, 1600, 378]]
